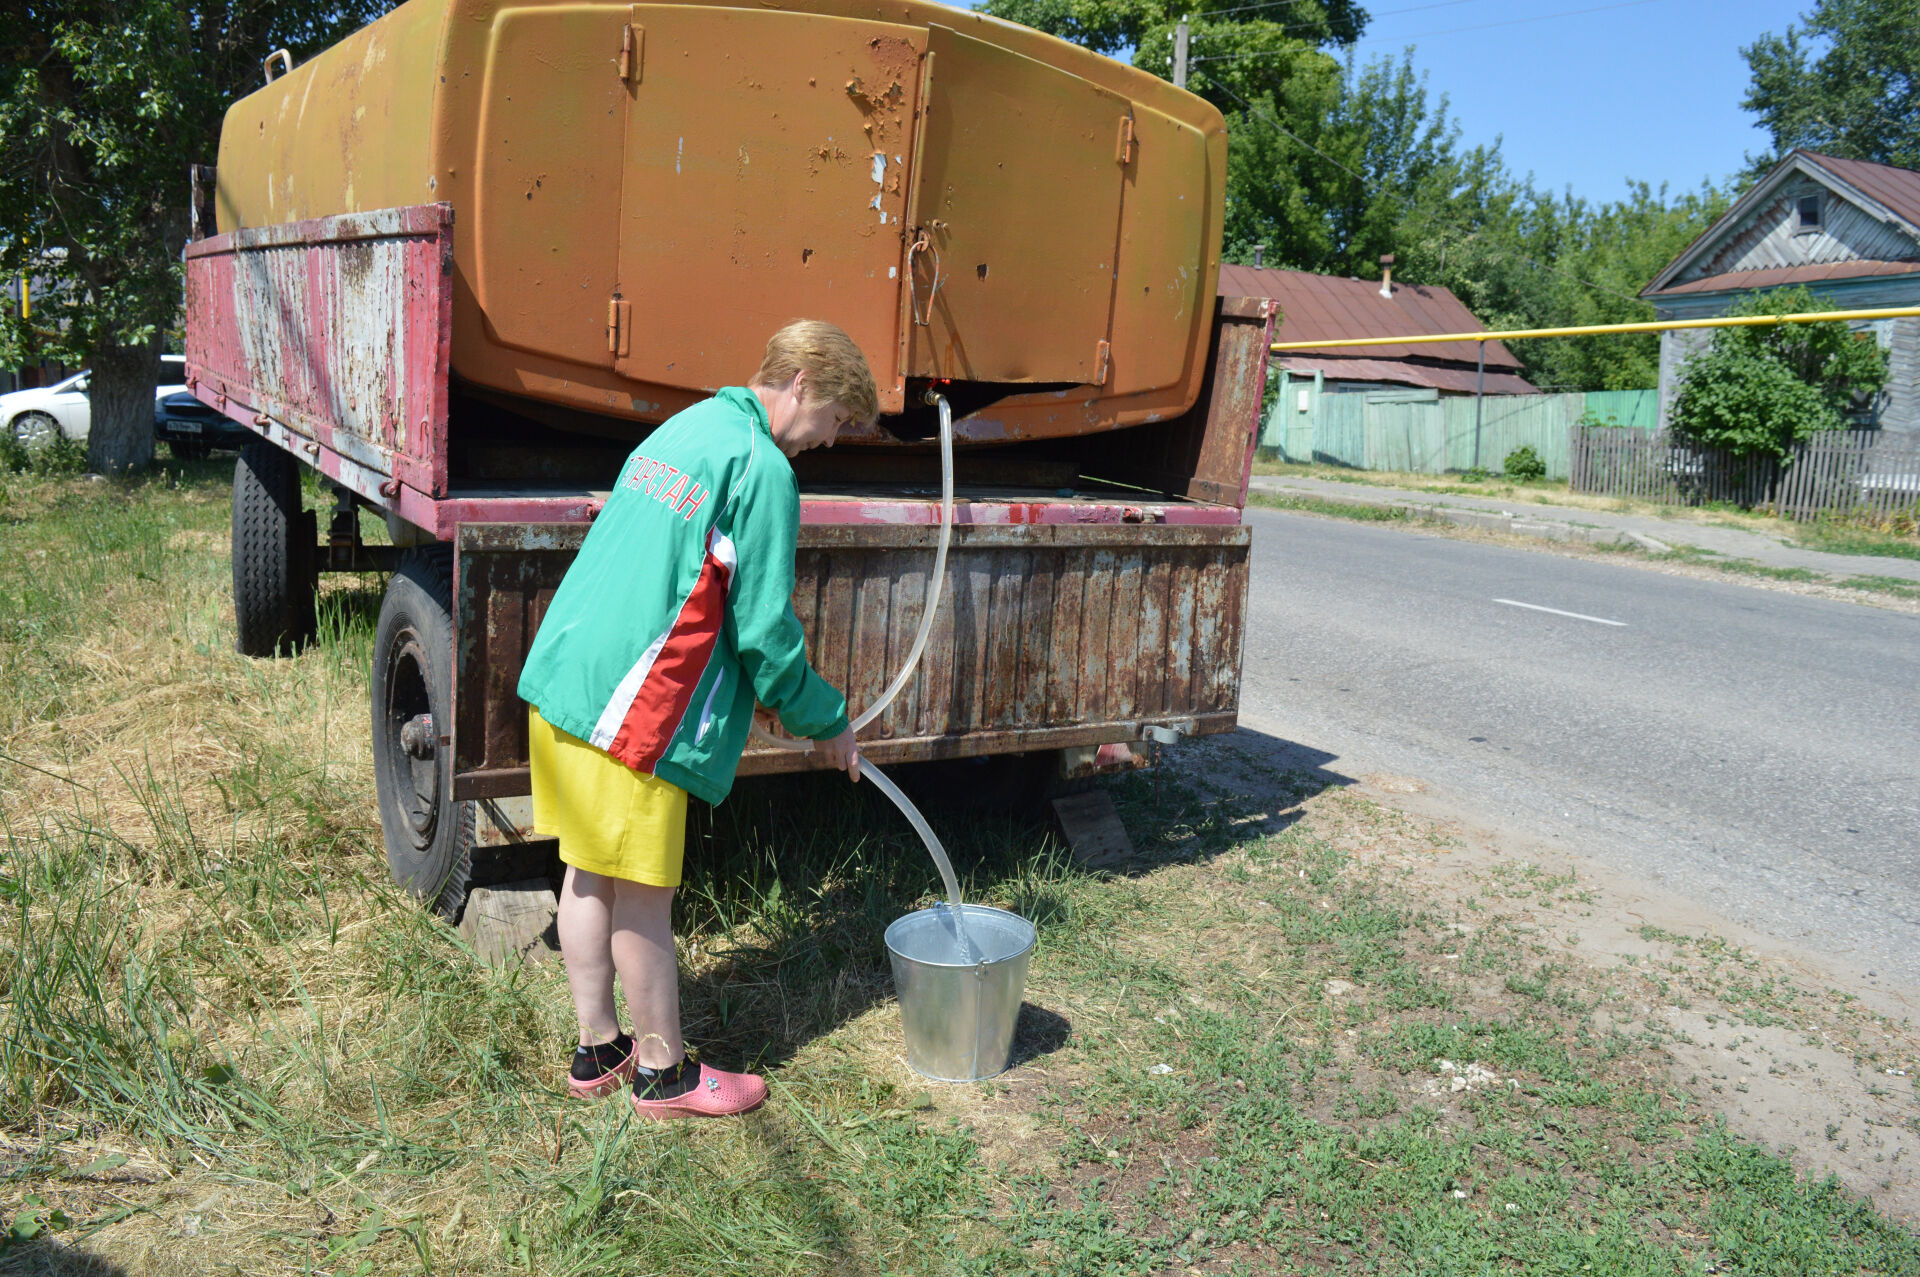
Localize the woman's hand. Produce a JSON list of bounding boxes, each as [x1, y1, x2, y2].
[[814, 726, 861, 782]]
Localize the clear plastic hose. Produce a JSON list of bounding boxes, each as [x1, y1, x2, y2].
[[859, 755, 961, 910], [748, 393, 964, 932], [851, 393, 954, 733], [751, 391, 954, 750]]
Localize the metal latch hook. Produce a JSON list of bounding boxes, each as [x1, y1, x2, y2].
[[263, 49, 293, 83], [907, 231, 944, 328]]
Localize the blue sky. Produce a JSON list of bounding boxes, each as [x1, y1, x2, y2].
[[1341, 0, 1814, 202], [966, 0, 1822, 203]]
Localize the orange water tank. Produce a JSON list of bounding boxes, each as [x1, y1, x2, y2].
[[215, 0, 1226, 444]]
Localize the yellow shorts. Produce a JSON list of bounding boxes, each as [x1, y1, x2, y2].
[[529, 707, 688, 888]]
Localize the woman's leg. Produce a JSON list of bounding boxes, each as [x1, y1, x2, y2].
[[609, 880, 683, 1069], [556, 864, 624, 1047]]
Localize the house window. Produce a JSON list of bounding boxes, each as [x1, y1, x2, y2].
[[1797, 193, 1823, 232]]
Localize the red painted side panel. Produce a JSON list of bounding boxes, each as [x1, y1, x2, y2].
[[184, 204, 454, 497]]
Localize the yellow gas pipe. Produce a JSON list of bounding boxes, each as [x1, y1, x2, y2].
[[1270, 306, 1920, 351]]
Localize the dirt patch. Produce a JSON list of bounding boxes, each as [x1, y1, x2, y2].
[[1661, 1010, 1920, 1217], [1169, 731, 1920, 1225]]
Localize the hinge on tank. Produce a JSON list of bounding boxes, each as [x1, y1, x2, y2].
[[1095, 339, 1112, 386], [1117, 116, 1135, 165], [619, 23, 643, 85], [607, 297, 631, 358]]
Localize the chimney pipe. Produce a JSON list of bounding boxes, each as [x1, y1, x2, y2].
[[1378, 253, 1395, 298], [1252, 243, 1265, 268]]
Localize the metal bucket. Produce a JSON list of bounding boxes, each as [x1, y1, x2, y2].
[[885, 905, 1036, 1082]]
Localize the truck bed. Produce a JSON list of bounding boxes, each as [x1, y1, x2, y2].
[[435, 478, 1243, 525], [452, 514, 1249, 795]]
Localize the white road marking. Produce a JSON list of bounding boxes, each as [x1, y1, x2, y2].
[[1494, 598, 1627, 627]]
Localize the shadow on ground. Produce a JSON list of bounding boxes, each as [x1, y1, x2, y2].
[[653, 730, 1354, 1070]]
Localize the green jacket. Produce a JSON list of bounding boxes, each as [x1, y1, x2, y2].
[[517, 387, 849, 804]]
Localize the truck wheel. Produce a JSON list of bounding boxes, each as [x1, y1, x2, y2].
[[231, 440, 317, 655], [372, 547, 475, 918]]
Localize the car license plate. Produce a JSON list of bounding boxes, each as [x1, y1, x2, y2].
[[174, 421, 202, 433]]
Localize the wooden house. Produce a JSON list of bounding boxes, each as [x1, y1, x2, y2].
[[1640, 150, 1920, 436]]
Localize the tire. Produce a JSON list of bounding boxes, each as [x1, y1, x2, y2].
[[231, 440, 318, 656], [10, 412, 60, 448], [371, 547, 476, 918]]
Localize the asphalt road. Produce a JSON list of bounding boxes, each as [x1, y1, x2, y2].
[[1238, 506, 1920, 989]]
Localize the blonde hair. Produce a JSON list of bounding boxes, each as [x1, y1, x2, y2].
[[749, 320, 879, 426]]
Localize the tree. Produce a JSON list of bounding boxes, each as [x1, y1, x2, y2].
[[0, 2, 394, 473], [981, 0, 1367, 147], [1741, 0, 1920, 173], [1671, 286, 1890, 460], [1411, 181, 1729, 391], [996, 2, 1729, 392], [1222, 52, 1513, 280]]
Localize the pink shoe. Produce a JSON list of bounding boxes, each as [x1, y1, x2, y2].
[[630, 1062, 768, 1119], [567, 1034, 639, 1100]]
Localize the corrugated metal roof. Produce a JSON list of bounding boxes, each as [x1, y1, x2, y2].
[[1220, 265, 1524, 369], [1643, 150, 1920, 298], [1804, 151, 1920, 228], [1653, 258, 1920, 296], [1275, 355, 1538, 396]]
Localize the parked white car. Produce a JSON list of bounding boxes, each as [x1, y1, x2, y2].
[[3, 355, 188, 446]]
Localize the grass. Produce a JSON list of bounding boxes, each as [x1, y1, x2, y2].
[[1245, 490, 1415, 524], [1795, 518, 1920, 562], [1635, 544, 1920, 601], [2, 461, 1917, 1273]]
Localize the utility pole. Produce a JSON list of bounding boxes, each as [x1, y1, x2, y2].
[[1173, 17, 1189, 89]]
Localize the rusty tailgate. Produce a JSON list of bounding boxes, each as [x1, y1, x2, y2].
[[452, 520, 1249, 799]]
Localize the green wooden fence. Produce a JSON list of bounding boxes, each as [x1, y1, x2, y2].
[[1261, 371, 1658, 479]]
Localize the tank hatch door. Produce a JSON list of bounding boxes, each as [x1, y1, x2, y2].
[[902, 24, 1129, 387], [472, 4, 634, 372], [610, 6, 924, 415]]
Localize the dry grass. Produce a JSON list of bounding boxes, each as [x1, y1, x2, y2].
[[2, 463, 1916, 1274]]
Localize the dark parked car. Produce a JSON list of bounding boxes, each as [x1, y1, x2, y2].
[[154, 390, 251, 459]]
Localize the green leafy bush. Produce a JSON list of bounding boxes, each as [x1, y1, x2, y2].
[[1503, 445, 1546, 481], [0, 432, 88, 477], [1671, 286, 1888, 461], [32, 435, 89, 476]]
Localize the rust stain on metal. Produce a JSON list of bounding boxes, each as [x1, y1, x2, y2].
[[184, 203, 454, 499], [453, 521, 1247, 791], [214, 0, 1225, 441]]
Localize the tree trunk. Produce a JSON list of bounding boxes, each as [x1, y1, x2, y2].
[[85, 342, 160, 474]]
